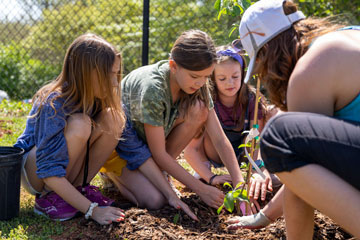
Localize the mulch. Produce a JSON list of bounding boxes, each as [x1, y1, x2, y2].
[[51, 181, 355, 240]]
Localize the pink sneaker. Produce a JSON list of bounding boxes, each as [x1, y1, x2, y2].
[[34, 192, 78, 221], [78, 185, 114, 206]]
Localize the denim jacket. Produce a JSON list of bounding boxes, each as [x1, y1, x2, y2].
[[14, 92, 69, 179]]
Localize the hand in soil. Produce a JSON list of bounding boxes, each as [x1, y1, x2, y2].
[[197, 184, 224, 209], [226, 210, 272, 230], [168, 195, 199, 221], [210, 174, 232, 186], [92, 206, 125, 225], [249, 170, 273, 201]]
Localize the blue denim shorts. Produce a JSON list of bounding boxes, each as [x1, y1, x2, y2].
[[116, 117, 151, 171]]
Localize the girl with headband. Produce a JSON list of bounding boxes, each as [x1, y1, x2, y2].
[[185, 45, 280, 216]]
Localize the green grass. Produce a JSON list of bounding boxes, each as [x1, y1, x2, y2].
[[0, 100, 67, 239]]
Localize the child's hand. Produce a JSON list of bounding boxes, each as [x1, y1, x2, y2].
[[248, 169, 273, 201], [197, 184, 225, 209], [210, 174, 232, 186], [91, 206, 125, 225], [168, 196, 199, 221]]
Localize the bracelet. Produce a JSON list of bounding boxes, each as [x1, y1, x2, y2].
[[252, 159, 265, 170], [85, 202, 98, 220], [208, 174, 218, 185]]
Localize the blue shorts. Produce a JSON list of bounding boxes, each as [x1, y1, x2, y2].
[[116, 117, 151, 171]]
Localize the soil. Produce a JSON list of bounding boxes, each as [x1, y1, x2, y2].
[[51, 181, 355, 240]]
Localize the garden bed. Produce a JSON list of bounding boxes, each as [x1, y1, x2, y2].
[[51, 181, 353, 240]]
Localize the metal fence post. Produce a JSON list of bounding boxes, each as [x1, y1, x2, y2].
[[142, 0, 150, 66]]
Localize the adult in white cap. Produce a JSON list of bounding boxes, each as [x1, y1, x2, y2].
[[230, 0, 360, 239]]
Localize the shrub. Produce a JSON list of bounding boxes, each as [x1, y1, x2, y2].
[[0, 42, 60, 100]]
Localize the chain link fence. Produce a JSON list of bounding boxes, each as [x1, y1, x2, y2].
[[0, 0, 359, 100], [0, 0, 236, 100]]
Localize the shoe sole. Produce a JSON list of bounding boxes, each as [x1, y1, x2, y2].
[[34, 207, 77, 221]]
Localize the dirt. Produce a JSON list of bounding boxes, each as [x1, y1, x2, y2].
[[52, 182, 355, 240]]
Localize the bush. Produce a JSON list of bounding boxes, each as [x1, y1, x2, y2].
[[0, 43, 60, 100]]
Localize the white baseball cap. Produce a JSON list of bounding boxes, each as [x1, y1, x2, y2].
[[239, 0, 305, 83]]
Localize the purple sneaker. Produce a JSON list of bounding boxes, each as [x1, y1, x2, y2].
[[34, 192, 78, 221], [78, 185, 114, 206]]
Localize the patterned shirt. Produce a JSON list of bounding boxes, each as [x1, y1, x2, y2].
[[121, 60, 213, 143]]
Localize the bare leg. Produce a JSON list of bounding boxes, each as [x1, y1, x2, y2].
[[24, 110, 121, 192], [72, 110, 122, 186], [283, 186, 314, 240], [166, 100, 209, 158], [277, 164, 360, 239], [184, 132, 223, 183], [107, 168, 166, 210]]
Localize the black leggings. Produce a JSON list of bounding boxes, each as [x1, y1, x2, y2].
[[260, 112, 360, 190]]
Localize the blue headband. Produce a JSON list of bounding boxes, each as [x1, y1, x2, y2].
[[217, 48, 244, 70]]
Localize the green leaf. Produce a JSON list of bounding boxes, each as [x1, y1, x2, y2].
[[233, 189, 250, 203], [173, 213, 180, 224], [238, 143, 251, 148], [217, 204, 224, 214], [240, 162, 247, 169], [217, 8, 227, 20], [233, 5, 241, 16], [224, 192, 235, 212], [223, 182, 233, 189], [214, 0, 221, 11], [235, 182, 244, 190], [228, 26, 237, 37], [241, 0, 252, 11], [234, 2, 244, 15]]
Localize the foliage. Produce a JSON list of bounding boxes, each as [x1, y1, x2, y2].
[[0, 43, 60, 100], [217, 182, 248, 214], [215, 0, 359, 39], [298, 0, 359, 24]]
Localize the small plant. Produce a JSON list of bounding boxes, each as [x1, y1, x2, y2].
[[173, 212, 180, 225], [217, 182, 248, 214]]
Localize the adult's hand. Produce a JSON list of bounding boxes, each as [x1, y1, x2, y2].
[[248, 169, 273, 201]]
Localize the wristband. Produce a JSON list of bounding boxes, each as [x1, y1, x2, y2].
[[85, 202, 98, 220], [209, 174, 218, 185], [252, 159, 265, 170]]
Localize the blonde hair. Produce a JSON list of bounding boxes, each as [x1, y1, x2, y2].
[[32, 33, 125, 135]]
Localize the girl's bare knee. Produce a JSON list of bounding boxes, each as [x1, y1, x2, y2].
[[96, 108, 123, 138], [141, 192, 166, 210], [65, 113, 92, 141], [186, 100, 209, 125]]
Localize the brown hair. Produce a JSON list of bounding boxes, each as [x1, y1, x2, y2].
[[212, 45, 267, 130], [32, 33, 125, 135], [170, 29, 216, 113], [256, 1, 344, 111]]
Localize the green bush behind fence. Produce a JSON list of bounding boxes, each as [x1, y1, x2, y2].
[[0, 0, 358, 100]]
